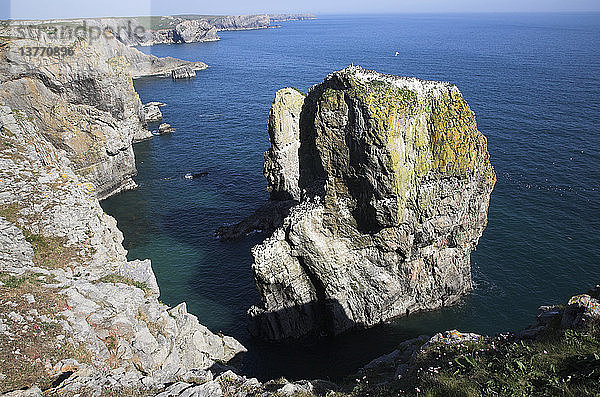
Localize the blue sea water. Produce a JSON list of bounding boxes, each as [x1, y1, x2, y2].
[[101, 13, 600, 381]]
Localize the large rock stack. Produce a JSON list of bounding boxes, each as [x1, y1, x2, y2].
[[247, 66, 496, 340]]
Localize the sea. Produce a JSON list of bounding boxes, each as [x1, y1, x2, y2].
[[100, 13, 600, 381]]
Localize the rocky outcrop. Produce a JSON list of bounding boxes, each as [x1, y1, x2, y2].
[[171, 66, 196, 79], [209, 15, 271, 31], [142, 102, 165, 124], [269, 14, 318, 22], [0, 35, 145, 199], [0, 105, 246, 394], [172, 19, 219, 43], [0, 28, 205, 199], [243, 66, 496, 340], [264, 88, 306, 201], [0, 14, 317, 50], [1, 14, 317, 49], [101, 15, 269, 45], [158, 123, 175, 134], [357, 285, 600, 387]]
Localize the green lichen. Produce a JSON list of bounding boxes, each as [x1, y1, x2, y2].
[[314, 72, 494, 225], [348, 78, 420, 223], [423, 89, 482, 177]]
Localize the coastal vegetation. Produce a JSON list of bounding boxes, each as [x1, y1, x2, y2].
[[350, 319, 600, 396]]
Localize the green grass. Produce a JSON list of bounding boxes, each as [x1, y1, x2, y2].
[[23, 231, 77, 269], [0, 272, 47, 288], [95, 274, 150, 295], [355, 319, 600, 396], [0, 271, 89, 393], [0, 203, 22, 223]]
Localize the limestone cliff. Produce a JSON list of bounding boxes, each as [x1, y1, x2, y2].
[[20, 14, 275, 47], [264, 87, 306, 201], [269, 14, 318, 22], [209, 15, 272, 31], [247, 66, 496, 340], [0, 105, 246, 394], [0, 30, 204, 199]]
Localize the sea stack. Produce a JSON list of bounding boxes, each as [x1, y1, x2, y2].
[[247, 66, 496, 340]]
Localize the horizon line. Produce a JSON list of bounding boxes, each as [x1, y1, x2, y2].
[[3, 10, 600, 22]]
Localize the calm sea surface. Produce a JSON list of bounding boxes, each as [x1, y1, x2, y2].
[[101, 13, 600, 381]]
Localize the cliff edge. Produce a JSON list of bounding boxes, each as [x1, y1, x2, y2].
[[0, 105, 245, 394], [0, 30, 205, 199], [240, 66, 496, 340]]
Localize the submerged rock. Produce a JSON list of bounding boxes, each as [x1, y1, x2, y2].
[[245, 66, 496, 340], [184, 172, 209, 179]]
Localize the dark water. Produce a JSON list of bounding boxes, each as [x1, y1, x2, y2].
[[101, 13, 600, 381]]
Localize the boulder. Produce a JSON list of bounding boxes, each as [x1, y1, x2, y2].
[[561, 294, 600, 328]]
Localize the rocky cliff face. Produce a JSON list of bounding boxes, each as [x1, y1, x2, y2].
[[264, 88, 306, 201], [210, 15, 271, 31], [46, 14, 273, 47], [1, 14, 316, 49], [0, 105, 246, 394], [247, 66, 496, 340], [268, 14, 318, 22], [0, 30, 205, 199]]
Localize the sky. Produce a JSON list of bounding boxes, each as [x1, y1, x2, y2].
[[2, 0, 600, 20]]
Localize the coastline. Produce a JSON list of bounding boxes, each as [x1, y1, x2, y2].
[[0, 12, 599, 397]]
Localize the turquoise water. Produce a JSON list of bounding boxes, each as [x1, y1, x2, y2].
[[101, 14, 600, 381]]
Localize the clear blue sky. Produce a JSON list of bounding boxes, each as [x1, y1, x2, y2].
[[2, 0, 599, 20]]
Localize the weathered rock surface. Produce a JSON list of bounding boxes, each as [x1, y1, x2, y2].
[[264, 87, 306, 201], [143, 102, 165, 124], [173, 20, 219, 43], [0, 29, 205, 199], [0, 105, 246, 394], [357, 285, 600, 386], [172, 66, 196, 79], [245, 66, 496, 340], [560, 294, 600, 329], [269, 14, 318, 22], [158, 123, 175, 134], [1, 14, 288, 48], [99, 15, 272, 45], [209, 15, 271, 31], [215, 200, 296, 241]]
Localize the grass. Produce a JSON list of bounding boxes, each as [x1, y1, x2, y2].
[[46, 387, 157, 397], [0, 204, 79, 270], [0, 271, 91, 393], [350, 319, 600, 397], [23, 230, 78, 269], [135, 309, 165, 338], [0, 203, 22, 224], [94, 274, 151, 295], [0, 272, 47, 288]]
